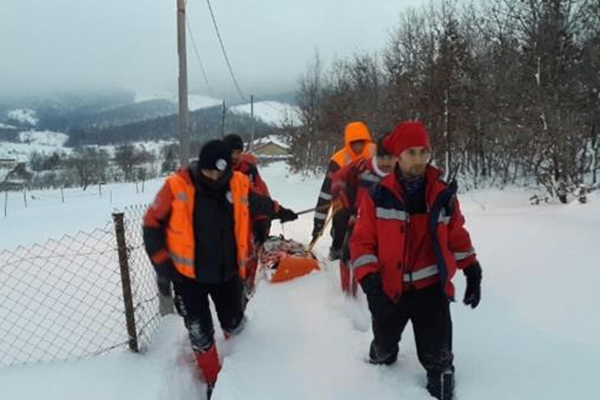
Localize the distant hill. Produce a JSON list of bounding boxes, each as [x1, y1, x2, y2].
[[65, 105, 279, 147], [42, 99, 177, 131]]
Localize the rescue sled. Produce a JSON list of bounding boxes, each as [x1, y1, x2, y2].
[[259, 236, 320, 283]]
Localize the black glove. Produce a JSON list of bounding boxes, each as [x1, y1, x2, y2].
[[360, 273, 396, 318], [463, 262, 482, 309], [278, 207, 298, 223], [156, 274, 173, 297], [153, 259, 185, 286]]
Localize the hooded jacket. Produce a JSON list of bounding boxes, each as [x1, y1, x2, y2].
[[313, 122, 376, 231]]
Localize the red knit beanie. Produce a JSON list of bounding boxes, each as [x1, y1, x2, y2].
[[384, 121, 430, 156]]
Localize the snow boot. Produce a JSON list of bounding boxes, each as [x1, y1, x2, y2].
[[194, 343, 221, 389], [426, 368, 454, 400], [368, 341, 398, 365]]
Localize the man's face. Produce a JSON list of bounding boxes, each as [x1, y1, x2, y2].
[[397, 146, 430, 178], [350, 140, 366, 155], [376, 155, 396, 174], [231, 149, 242, 166], [201, 169, 222, 181]]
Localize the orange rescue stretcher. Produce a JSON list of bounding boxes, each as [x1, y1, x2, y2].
[[259, 236, 320, 283]]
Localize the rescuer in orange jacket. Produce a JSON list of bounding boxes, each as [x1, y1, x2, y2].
[[330, 133, 396, 296], [223, 134, 272, 294], [312, 121, 376, 260], [142, 140, 297, 398]]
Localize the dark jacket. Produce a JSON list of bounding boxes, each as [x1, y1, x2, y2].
[[143, 165, 280, 284]]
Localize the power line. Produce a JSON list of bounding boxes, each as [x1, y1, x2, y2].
[[205, 0, 247, 102], [186, 18, 215, 97]]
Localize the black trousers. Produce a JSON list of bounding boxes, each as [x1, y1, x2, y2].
[[331, 208, 350, 251], [372, 285, 454, 375], [173, 275, 244, 352]]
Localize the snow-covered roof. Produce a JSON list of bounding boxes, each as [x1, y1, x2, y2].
[[251, 134, 290, 149]]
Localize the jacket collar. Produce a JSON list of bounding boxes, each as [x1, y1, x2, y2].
[[379, 164, 446, 206]]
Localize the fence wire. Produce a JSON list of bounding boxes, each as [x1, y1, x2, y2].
[[0, 204, 162, 368], [123, 204, 162, 351]]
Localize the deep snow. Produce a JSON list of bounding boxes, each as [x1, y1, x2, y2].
[[1, 162, 599, 400]]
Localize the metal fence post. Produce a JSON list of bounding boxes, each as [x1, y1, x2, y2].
[[112, 212, 139, 353]]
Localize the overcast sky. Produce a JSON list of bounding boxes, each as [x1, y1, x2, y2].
[[0, 0, 429, 100]]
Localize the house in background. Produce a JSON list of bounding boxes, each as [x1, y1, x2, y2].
[[0, 158, 18, 170], [249, 135, 291, 162]]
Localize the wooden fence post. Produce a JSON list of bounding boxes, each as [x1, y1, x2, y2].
[[112, 212, 139, 353]]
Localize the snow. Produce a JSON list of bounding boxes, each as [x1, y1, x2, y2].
[[231, 101, 301, 127], [252, 134, 290, 149], [19, 130, 69, 147], [1, 161, 599, 400], [0, 133, 175, 164], [7, 109, 38, 126], [0, 122, 17, 129], [0, 130, 71, 162], [134, 91, 222, 112], [134, 90, 174, 103], [187, 94, 222, 111]]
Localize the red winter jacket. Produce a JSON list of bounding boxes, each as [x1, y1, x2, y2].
[[331, 157, 387, 215], [234, 153, 270, 197], [349, 165, 477, 300]]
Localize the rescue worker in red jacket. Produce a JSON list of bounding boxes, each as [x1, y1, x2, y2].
[[223, 134, 272, 293], [330, 133, 396, 296], [142, 140, 297, 398], [312, 121, 376, 260], [350, 122, 482, 400]]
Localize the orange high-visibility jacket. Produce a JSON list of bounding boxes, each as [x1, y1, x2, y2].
[[313, 122, 376, 230], [165, 170, 251, 279]]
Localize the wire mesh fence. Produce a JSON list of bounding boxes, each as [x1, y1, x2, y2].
[[122, 204, 163, 350], [0, 204, 162, 368]]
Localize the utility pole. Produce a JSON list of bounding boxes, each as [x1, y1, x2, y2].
[[221, 100, 226, 138], [250, 94, 255, 152], [177, 0, 190, 167]]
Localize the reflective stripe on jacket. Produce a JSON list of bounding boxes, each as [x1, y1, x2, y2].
[[166, 170, 251, 279], [350, 165, 477, 300]]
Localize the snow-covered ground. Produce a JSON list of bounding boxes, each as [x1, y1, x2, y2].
[[6, 108, 39, 126], [231, 101, 301, 127], [134, 91, 220, 112], [1, 162, 599, 400], [0, 130, 70, 162]]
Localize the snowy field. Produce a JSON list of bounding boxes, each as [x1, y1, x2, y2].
[[1, 162, 599, 400]]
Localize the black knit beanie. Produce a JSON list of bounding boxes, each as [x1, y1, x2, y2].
[[198, 140, 232, 172], [223, 134, 244, 151], [376, 131, 392, 157]]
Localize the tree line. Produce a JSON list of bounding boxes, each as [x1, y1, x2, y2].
[[18, 144, 178, 191], [287, 0, 600, 196]]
